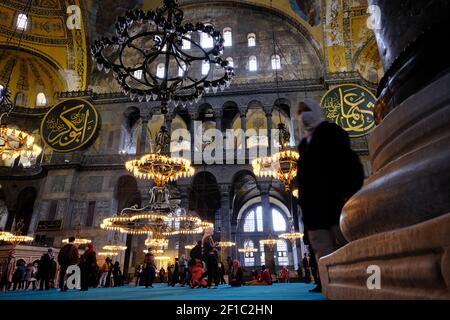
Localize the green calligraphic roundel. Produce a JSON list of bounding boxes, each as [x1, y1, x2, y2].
[[320, 84, 377, 138], [40, 98, 100, 152]]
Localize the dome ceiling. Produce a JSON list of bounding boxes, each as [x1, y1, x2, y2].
[[0, 0, 383, 108]]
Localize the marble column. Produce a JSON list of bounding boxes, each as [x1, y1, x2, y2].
[[260, 182, 275, 273], [320, 1, 450, 300], [189, 110, 199, 161], [139, 113, 152, 154], [264, 107, 273, 156], [219, 184, 231, 262]]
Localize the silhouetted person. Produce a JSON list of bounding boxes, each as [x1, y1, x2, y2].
[[80, 243, 97, 291], [171, 258, 179, 287], [302, 253, 311, 284], [229, 260, 244, 287], [202, 228, 219, 289], [296, 99, 364, 292], [57, 237, 79, 291], [38, 248, 54, 291], [143, 250, 156, 288]]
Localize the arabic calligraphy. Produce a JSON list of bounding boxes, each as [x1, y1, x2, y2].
[[320, 84, 376, 138], [41, 99, 100, 152]]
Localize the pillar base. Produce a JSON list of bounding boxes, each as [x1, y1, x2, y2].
[[319, 213, 450, 300]]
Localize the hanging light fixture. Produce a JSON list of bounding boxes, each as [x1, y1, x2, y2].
[[102, 232, 128, 252], [1, 220, 33, 245], [217, 241, 235, 248], [238, 247, 258, 253], [184, 244, 196, 250], [98, 252, 119, 257], [279, 231, 304, 246], [91, 0, 234, 114], [62, 223, 92, 245], [260, 233, 279, 250], [0, 0, 42, 162], [251, 1, 299, 192], [125, 126, 194, 189]]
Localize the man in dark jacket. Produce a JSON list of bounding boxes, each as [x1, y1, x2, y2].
[[296, 99, 364, 292], [57, 237, 80, 291], [38, 248, 54, 290]]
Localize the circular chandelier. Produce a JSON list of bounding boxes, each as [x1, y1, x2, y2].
[[91, 0, 234, 114], [125, 154, 194, 188], [0, 121, 42, 162], [217, 241, 235, 248], [101, 186, 206, 236], [0, 232, 33, 245], [260, 233, 279, 250], [102, 245, 128, 252], [252, 123, 299, 191], [62, 238, 92, 245], [145, 236, 169, 248], [184, 244, 195, 250], [238, 248, 258, 253], [98, 252, 119, 257], [279, 231, 304, 246], [144, 249, 165, 254], [125, 126, 194, 188]]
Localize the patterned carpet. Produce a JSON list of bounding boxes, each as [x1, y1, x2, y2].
[[0, 283, 325, 300]]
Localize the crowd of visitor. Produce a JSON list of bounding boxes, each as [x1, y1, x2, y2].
[[0, 237, 125, 292]]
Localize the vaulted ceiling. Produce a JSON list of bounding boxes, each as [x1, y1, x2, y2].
[[0, 0, 383, 108]]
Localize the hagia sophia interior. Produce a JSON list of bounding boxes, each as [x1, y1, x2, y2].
[[0, 0, 448, 301]]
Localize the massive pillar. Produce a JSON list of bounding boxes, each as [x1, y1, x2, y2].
[[219, 184, 232, 262], [139, 113, 152, 154], [320, 1, 450, 300]]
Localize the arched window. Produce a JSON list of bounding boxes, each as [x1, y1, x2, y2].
[[178, 62, 186, 77], [243, 206, 263, 232], [223, 28, 232, 47], [259, 241, 265, 265], [0, 84, 4, 97], [15, 92, 26, 106], [133, 70, 143, 80], [36, 92, 47, 107], [272, 208, 287, 232], [200, 32, 213, 49], [276, 239, 289, 266], [226, 57, 234, 68], [249, 56, 257, 72], [201, 60, 210, 75], [156, 63, 165, 78], [247, 33, 256, 47], [17, 13, 28, 30], [271, 54, 281, 70], [182, 34, 191, 50], [243, 240, 255, 267]]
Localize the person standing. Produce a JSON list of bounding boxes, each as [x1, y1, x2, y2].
[[302, 253, 311, 284], [0, 250, 16, 292], [143, 250, 156, 288], [80, 243, 97, 291], [135, 265, 143, 286], [57, 237, 80, 291], [202, 227, 219, 289], [112, 262, 123, 287], [159, 267, 166, 283], [167, 264, 173, 286], [98, 258, 111, 287], [296, 99, 364, 292], [12, 259, 26, 291], [25, 262, 38, 290], [179, 256, 187, 286], [171, 258, 180, 287], [38, 248, 54, 291], [218, 263, 226, 285], [281, 266, 290, 284]]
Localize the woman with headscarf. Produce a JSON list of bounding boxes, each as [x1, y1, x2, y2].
[[296, 99, 364, 293], [229, 260, 243, 287], [201, 227, 219, 289]]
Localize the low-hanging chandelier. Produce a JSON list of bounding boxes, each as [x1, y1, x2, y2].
[[91, 0, 234, 114], [0, 0, 42, 163], [125, 126, 194, 188], [251, 1, 299, 191], [62, 223, 92, 245], [278, 231, 304, 246], [260, 233, 279, 250], [238, 248, 258, 253], [102, 232, 128, 252], [217, 241, 236, 248], [0, 220, 33, 245], [101, 185, 207, 237]]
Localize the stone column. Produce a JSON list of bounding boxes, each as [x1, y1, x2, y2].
[[264, 107, 273, 156], [260, 182, 275, 273], [139, 113, 152, 154], [188, 110, 199, 161], [239, 107, 248, 150], [219, 184, 231, 262], [320, 1, 450, 300]]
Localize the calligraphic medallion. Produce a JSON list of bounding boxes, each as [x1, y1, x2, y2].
[[320, 84, 376, 138], [40, 99, 100, 152]]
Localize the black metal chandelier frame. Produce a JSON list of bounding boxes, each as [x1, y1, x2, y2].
[[91, 0, 234, 114]]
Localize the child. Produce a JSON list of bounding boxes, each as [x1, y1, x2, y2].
[[190, 259, 207, 288]]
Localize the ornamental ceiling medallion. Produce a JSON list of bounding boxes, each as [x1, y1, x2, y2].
[[320, 84, 377, 138], [40, 98, 100, 152]]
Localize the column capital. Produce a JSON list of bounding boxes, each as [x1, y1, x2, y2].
[[188, 109, 200, 120], [141, 112, 153, 122], [219, 184, 231, 196], [264, 106, 273, 117], [239, 106, 248, 117], [213, 108, 223, 118], [258, 182, 271, 195]]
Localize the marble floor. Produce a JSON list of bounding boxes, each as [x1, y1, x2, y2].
[[0, 283, 325, 300]]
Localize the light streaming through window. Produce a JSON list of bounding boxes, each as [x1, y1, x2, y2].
[[17, 14, 28, 30], [249, 56, 257, 71], [223, 28, 232, 47]]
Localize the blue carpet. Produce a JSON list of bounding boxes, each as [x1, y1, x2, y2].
[[0, 283, 325, 300]]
